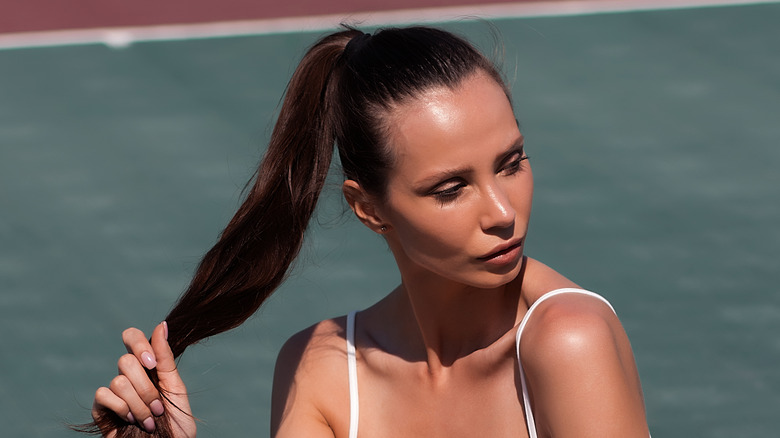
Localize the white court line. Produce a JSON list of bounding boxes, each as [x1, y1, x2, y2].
[[0, 0, 778, 50]]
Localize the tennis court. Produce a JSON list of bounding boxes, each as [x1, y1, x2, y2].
[[1, 1, 778, 436]]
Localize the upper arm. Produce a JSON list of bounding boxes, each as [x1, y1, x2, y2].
[[271, 322, 346, 438], [520, 294, 649, 437]]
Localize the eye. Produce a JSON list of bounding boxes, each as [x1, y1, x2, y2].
[[499, 152, 529, 176], [430, 180, 466, 204]]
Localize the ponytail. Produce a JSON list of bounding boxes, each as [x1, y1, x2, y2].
[[78, 24, 506, 437], [79, 28, 362, 438]]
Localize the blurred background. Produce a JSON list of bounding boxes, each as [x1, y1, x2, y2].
[[1, 1, 778, 436]]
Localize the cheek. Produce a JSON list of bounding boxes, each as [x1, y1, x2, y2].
[[383, 195, 478, 272], [392, 206, 468, 259], [505, 167, 534, 220], [517, 173, 534, 215]]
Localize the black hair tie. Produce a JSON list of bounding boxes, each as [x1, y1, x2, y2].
[[344, 32, 372, 59]]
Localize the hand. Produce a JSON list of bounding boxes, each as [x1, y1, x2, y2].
[[92, 322, 196, 437]]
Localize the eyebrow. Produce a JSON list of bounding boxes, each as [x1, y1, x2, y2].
[[498, 137, 525, 164], [414, 135, 525, 192]]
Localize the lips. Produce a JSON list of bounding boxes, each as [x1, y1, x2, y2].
[[478, 239, 523, 261]]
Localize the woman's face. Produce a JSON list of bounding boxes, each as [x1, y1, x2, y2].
[[377, 72, 533, 289]]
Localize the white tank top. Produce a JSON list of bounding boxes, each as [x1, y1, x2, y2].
[[345, 288, 618, 438]]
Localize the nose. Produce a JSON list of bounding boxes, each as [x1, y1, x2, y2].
[[480, 182, 515, 232]]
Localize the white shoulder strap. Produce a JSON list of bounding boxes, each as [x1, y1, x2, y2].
[[514, 288, 615, 438], [346, 311, 359, 438]]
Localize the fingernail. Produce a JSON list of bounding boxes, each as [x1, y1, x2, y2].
[[143, 417, 156, 433], [150, 399, 165, 416], [126, 412, 135, 424], [162, 321, 168, 341], [141, 351, 157, 369]]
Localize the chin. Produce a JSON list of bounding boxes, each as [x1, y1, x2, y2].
[[458, 267, 523, 290]]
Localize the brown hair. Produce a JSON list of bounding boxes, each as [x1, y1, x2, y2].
[[78, 25, 507, 437]]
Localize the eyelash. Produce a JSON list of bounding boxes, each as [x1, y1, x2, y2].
[[432, 183, 466, 204], [430, 154, 529, 205], [502, 154, 529, 175]]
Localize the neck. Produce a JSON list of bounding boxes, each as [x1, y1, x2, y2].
[[390, 261, 525, 372]]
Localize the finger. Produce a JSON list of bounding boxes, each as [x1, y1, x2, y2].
[[150, 322, 177, 374], [146, 322, 196, 435], [93, 386, 134, 424], [109, 374, 157, 433], [150, 321, 192, 414], [122, 327, 157, 370], [116, 353, 164, 417]]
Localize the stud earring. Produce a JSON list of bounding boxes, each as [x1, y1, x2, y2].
[[380, 225, 387, 232]]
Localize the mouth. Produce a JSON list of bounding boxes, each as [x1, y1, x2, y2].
[[478, 239, 524, 261]]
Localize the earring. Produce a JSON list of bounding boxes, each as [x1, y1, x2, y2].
[[380, 225, 387, 233]]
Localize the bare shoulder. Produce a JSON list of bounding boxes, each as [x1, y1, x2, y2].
[[518, 291, 650, 436], [520, 291, 623, 363], [519, 257, 620, 355], [520, 257, 580, 303], [271, 317, 349, 437], [276, 317, 348, 369]]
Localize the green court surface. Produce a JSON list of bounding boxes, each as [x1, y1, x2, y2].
[[1, 3, 779, 437]]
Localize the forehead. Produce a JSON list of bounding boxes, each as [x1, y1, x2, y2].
[[384, 73, 520, 181]]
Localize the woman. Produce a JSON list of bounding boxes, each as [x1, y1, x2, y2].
[[86, 26, 650, 437]]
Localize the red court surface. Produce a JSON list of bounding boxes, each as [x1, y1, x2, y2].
[[1, 0, 557, 34]]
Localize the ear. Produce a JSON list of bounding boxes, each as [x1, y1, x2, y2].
[[342, 179, 389, 234]]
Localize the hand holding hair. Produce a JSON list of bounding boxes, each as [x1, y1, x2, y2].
[[90, 322, 195, 437]]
